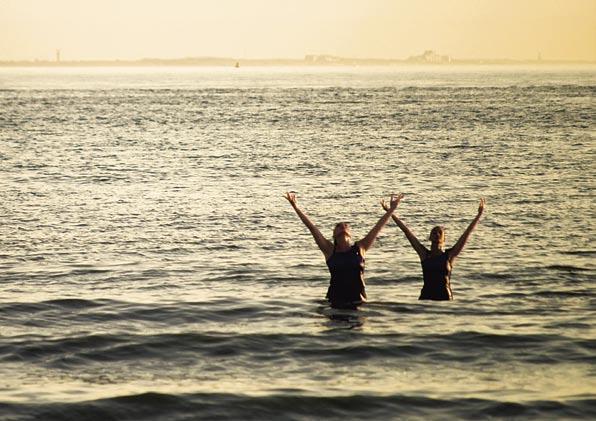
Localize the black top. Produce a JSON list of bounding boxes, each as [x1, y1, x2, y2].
[[326, 243, 367, 307], [419, 248, 453, 300]]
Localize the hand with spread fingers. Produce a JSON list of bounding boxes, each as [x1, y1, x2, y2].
[[284, 191, 298, 207], [477, 198, 486, 216], [381, 193, 404, 212], [358, 192, 403, 254]]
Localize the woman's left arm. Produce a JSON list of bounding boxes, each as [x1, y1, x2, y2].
[[449, 198, 486, 263], [359, 193, 403, 253]]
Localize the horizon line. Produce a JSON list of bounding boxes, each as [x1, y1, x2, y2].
[[1, 53, 595, 66]]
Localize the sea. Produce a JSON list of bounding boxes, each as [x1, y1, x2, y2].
[[0, 65, 594, 420]]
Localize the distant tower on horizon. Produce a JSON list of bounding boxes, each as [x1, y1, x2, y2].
[[537, 52, 542, 62], [56, 49, 61, 62]]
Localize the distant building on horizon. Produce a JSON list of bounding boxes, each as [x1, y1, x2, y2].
[[407, 50, 451, 64], [304, 54, 342, 64]]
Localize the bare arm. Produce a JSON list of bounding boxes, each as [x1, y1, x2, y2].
[[381, 198, 427, 261], [449, 198, 485, 263], [284, 192, 333, 259], [359, 194, 402, 253]]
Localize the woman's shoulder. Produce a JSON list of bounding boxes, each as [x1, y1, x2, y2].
[[353, 241, 364, 253]]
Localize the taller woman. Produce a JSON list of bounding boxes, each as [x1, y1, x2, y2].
[[382, 198, 486, 300], [284, 192, 402, 308]]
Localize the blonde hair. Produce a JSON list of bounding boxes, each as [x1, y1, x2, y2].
[[429, 226, 446, 242]]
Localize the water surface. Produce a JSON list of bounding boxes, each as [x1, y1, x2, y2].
[[0, 66, 594, 420]]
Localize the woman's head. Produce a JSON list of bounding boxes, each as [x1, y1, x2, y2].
[[429, 226, 445, 246], [333, 222, 352, 242]]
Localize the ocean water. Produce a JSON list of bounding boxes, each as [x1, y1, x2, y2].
[[0, 66, 594, 420]]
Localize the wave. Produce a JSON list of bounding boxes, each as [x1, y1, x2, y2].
[[1, 296, 587, 330], [1, 391, 594, 420], [1, 329, 593, 368], [0, 298, 277, 324], [546, 264, 593, 273]]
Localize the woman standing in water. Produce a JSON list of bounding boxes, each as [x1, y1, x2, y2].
[[381, 197, 485, 300], [284, 192, 402, 308]]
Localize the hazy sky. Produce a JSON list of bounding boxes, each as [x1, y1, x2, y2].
[[1, 0, 595, 61]]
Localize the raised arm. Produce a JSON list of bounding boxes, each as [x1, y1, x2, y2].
[[381, 198, 427, 261], [284, 192, 333, 259], [449, 198, 485, 263], [359, 194, 402, 253]]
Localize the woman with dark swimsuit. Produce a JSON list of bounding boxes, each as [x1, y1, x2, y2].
[[284, 192, 402, 308], [381, 197, 485, 300]]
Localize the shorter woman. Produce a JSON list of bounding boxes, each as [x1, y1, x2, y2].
[[382, 198, 485, 300], [285, 192, 402, 308]]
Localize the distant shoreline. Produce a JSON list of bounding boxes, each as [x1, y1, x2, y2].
[[1, 56, 594, 67]]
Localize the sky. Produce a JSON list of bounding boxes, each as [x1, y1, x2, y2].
[[0, 0, 595, 61]]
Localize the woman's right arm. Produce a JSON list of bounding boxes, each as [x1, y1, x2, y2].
[[381, 198, 427, 261], [284, 192, 333, 259]]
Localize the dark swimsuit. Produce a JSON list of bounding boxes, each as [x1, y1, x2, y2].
[[326, 243, 367, 308], [419, 248, 453, 300]]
